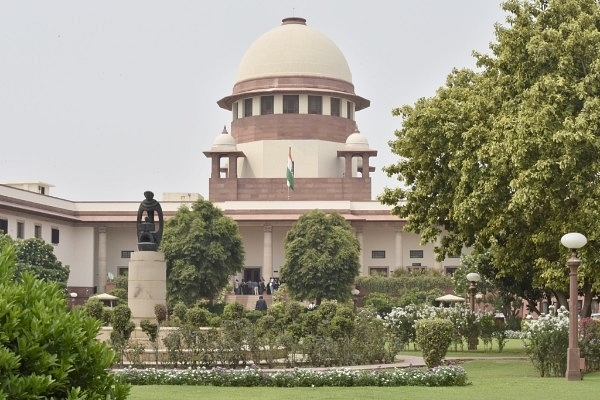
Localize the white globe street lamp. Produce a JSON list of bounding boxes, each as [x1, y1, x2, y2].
[[560, 232, 587, 381], [466, 272, 481, 313], [466, 272, 481, 351]]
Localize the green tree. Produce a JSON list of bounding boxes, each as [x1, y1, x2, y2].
[[0, 232, 69, 289], [280, 210, 360, 305], [380, 0, 600, 315], [161, 200, 245, 306], [0, 243, 130, 399]]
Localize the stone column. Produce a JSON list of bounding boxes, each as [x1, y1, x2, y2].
[[344, 154, 353, 178], [98, 227, 107, 292], [211, 156, 220, 179], [263, 224, 273, 279], [395, 226, 403, 273], [228, 154, 238, 178], [361, 154, 370, 178]]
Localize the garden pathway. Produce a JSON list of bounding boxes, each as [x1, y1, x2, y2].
[[259, 355, 528, 373]]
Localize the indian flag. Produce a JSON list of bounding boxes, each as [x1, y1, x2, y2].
[[286, 147, 294, 190]]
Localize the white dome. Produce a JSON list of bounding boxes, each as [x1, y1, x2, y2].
[[236, 17, 352, 84], [345, 130, 369, 149], [211, 127, 237, 150]]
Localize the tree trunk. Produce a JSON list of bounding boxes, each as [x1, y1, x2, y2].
[[581, 279, 593, 318]]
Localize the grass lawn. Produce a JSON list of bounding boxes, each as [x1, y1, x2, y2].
[[128, 358, 600, 400]]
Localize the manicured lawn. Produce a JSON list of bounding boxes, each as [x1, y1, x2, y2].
[[128, 358, 600, 400], [398, 337, 526, 358]]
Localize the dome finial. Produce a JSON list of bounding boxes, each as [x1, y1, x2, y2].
[[282, 17, 306, 25], [221, 125, 228, 135]]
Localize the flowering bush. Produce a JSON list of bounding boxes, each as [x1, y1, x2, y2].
[[382, 303, 421, 349], [579, 317, 600, 372], [384, 304, 509, 352], [113, 365, 469, 387], [521, 306, 569, 377]]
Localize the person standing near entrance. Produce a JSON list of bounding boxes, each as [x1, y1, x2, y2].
[[255, 295, 267, 311]]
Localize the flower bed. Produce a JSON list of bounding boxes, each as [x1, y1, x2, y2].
[[114, 365, 469, 387]]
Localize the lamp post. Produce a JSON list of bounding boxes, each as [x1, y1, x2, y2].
[[560, 232, 587, 381], [466, 272, 481, 313], [69, 292, 78, 309], [466, 272, 481, 350]]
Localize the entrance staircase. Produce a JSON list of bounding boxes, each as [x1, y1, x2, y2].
[[224, 294, 274, 310]]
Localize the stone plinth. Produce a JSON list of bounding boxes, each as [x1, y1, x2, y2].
[[128, 251, 166, 324]]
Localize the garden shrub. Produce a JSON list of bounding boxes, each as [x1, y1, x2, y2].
[[109, 288, 128, 304], [185, 306, 213, 326], [162, 329, 184, 367], [579, 317, 600, 372], [84, 297, 105, 321], [140, 319, 159, 366], [355, 274, 452, 297], [154, 303, 167, 324], [350, 307, 389, 363], [522, 307, 568, 377], [218, 318, 252, 367], [363, 292, 396, 315], [110, 305, 135, 367], [383, 303, 421, 349], [115, 365, 469, 387], [0, 243, 130, 399], [245, 309, 265, 323], [222, 301, 245, 320], [415, 318, 454, 368], [172, 301, 188, 323], [478, 312, 496, 349]]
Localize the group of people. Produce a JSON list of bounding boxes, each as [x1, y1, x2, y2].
[[233, 277, 280, 296]]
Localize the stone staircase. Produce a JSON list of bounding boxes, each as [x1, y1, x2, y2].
[[224, 294, 275, 310]]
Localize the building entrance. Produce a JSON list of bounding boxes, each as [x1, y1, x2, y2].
[[244, 267, 261, 283], [241, 267, 261, 295]]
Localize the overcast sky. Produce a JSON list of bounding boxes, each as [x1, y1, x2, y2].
[[1, 0, 507, 201]]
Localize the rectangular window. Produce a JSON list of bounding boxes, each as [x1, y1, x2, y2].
[[448, 253, 461, 258], [330, 97, 340, 116], [51, 228, 59, 244], [409, 250, 424, 258], [244, 98, 253, 117], [118, 267, 129, 276], [34, 224, 42, 239], [283, 95, 299, 114], [445, 266, 459, 276], [308, 95, 322, 114], [121, 250, 134, 259], [17, 221, 24, 239], [346, 101, 353, 119], [371, 250, 386, 259], [38, 186, 45, 195], [232, 102, 238, 120], [0, 218, 7, 234], [260, 96, 274, 115]]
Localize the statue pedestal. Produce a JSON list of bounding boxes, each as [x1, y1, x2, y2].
[[128, 251, 166, 324]]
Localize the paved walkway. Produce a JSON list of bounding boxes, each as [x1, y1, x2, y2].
[[259, 355, 528, 372]]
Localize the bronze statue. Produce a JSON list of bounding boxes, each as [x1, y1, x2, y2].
[[136, 191, 163, 251]]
